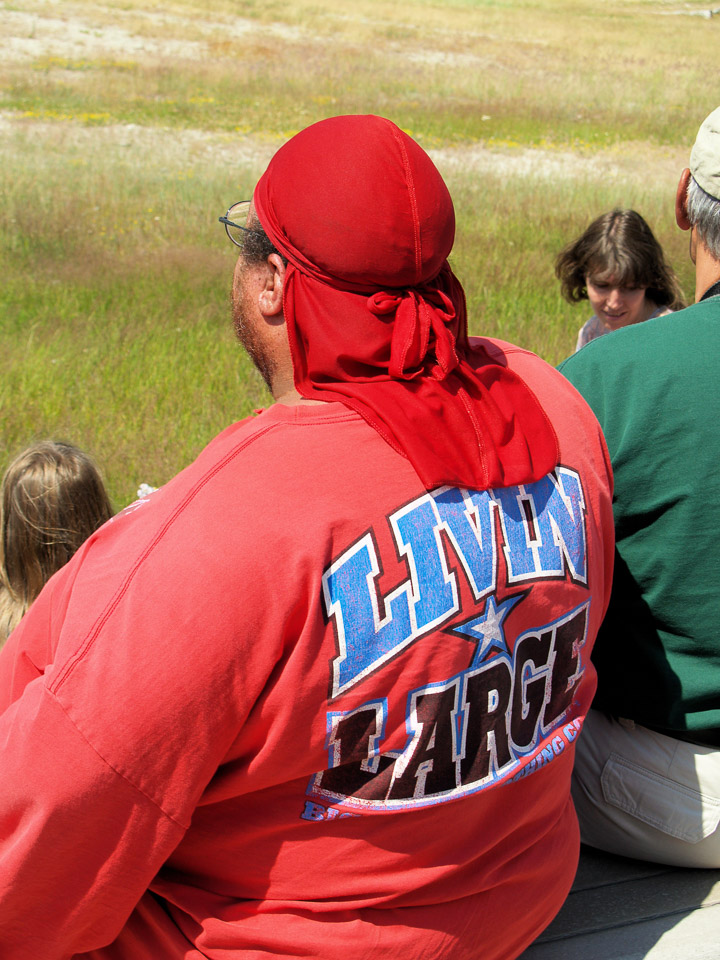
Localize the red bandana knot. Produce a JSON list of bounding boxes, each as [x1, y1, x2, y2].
[[367, 287, 460, 382]]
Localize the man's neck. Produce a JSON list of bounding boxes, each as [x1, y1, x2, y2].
[[265, 348, 324, 407], [273, 389, 324, 407], [694, 242, 720, 302], [271, 376, 324, 407], [699, 279, 720, 302]]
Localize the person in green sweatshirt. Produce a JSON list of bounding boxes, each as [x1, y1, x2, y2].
[[558, 106, 720, 869]]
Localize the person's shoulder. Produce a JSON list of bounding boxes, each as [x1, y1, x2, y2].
[[558, 330, 614, 374], [557, 332, 634, 413], [469, 336, 604, 421], [471, 335, 578, 385], [468, 334, 582, 390], [557, 302, 714, 412], [564, 297, 713, 375], [559, 312, 657, 372], [177, 405, 353, 476], [576, 314, 606, 351], [113, 401, 374, 537], [469, 335, 550, 366]]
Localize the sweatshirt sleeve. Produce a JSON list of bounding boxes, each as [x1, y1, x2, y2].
[[0, 551, 256, 959], [0, 461, 278, 957], [0, 679, 187, 959]]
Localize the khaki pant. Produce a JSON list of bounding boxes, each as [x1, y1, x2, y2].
[[571, 709, 720, 868]]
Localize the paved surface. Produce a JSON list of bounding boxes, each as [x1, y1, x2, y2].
[[518, 845, 720, 959]]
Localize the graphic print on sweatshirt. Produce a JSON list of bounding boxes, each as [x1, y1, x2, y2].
[[304, 467, 590, 818]]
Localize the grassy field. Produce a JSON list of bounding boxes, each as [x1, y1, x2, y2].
[[1, 0, 719, 505]]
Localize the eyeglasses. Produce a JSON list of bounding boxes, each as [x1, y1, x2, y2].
[[218, 200, 252, 247]]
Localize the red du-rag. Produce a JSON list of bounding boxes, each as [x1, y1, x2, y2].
[[253, 115, 559, 492]]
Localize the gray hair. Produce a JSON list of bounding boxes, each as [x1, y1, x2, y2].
[[686, 174, 720, 260]]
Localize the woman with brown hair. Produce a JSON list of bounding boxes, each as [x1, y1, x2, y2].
[[555, 208, 685, 351], [0, 440, 114, 644]]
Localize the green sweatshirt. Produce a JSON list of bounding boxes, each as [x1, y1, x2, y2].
[[559, 297, 720, 747]]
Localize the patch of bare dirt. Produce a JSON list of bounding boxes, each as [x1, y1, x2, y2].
[[0, 111, 278, 173], [0, 109, 687, 191], [0, 2, 688, 187], [430, 140, 688, 190], [0, 3, 306, 63]]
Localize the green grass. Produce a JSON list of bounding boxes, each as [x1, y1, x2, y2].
[[0, 0, 713, 503], [0, 130, 268, 505], [0, 254, 269, 508]]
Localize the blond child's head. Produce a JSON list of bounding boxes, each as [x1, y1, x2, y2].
[[0, 441, 113, 643]]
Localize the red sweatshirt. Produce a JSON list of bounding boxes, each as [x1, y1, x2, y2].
[[0, 339, 614, 960]]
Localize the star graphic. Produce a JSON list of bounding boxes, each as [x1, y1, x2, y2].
[[452, 594, 523, 667]]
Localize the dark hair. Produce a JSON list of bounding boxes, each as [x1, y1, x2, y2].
[[554, 209, 684, 309], [241, 213, 286, 267], [0, 440, 114, 642], [241, 226, 280, 265]]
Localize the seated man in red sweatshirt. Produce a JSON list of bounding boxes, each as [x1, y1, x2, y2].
[[0, 115, 614, 960]]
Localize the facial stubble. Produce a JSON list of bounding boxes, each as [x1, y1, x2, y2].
[[232, 267, 277, 392]]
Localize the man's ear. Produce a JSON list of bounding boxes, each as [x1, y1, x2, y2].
[[258, 254, 286, 318], [675, 168, 693, 231]]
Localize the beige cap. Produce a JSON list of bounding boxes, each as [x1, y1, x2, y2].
[[690, 107, 720, 201]]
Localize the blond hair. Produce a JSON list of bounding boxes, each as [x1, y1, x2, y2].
[[0, 441, 113, 644]]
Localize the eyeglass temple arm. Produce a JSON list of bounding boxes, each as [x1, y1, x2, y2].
[[219, 216, 252, 233]]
